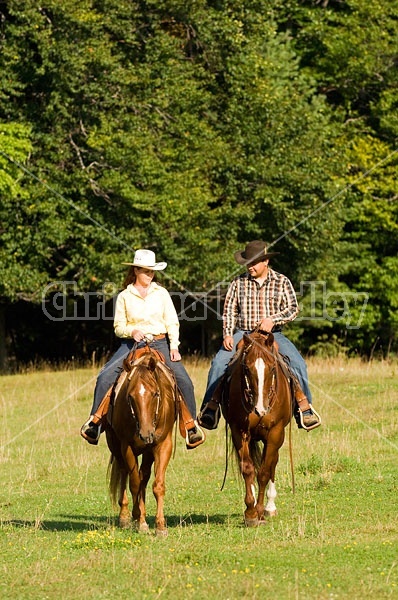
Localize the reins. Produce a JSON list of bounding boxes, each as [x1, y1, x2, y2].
[[288, 404, 295, 494], [241, 337, 278, 415], [220, 419, 229, 492], [126, 350, 172, 440], [221, 329, 296, 494]]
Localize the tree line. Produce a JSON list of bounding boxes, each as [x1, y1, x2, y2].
[[0, 0, 397, 369]]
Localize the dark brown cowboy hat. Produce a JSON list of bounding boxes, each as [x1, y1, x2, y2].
[[234, 240, 279, 265]]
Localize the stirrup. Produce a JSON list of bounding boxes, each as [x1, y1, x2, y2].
[[298, 406, 322, 431], [185, 420, 206, 449], [197, 401, 221, 430], [80, 418, 102, 445]]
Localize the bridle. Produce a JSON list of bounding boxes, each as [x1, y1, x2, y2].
[[241, 335, 279, 415], [127, 363, 162, 433]]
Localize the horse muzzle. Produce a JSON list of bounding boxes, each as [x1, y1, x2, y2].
[[138, 428, 155, 445]]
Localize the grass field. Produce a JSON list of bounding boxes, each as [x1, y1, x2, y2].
[[0, 357, 397, 599]]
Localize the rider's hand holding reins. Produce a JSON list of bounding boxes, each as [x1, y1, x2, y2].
[[260, 317, 274, 333], [132, 329, 146, 342]]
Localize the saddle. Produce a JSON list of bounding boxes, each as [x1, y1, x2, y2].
[[93, 345, 195, 440], [205, 341, 311, 428], [126, 345, 165, 365]]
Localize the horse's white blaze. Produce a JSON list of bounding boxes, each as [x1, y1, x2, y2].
[[139, 383, 146, 397], [254, 357, 265, 414], [251, 484, 257, 506], [265, 481, 277, 515]]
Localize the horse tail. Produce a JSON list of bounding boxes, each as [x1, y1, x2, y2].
[[249, 438, 262, 473], [231, 435, 263, 477], [107, 455, 125, 507]]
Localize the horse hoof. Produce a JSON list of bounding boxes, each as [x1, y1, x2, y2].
[[155, 528, 168, 538], [265, 510, 277, 517], [119, 518, 131, 529], [133, 520, 150, 534], [244, 516, 259, 527]]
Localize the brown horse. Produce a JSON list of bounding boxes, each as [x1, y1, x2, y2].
[[221, 331, 293, 526], [105, 350, 177, 536]]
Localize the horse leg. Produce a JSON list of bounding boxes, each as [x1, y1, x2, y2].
[[134, 452, 154, 534], [257, 427, 284, 519], [242, 449, 259, 527], [265, 480, 277, 516], [122, 444, 148, 533], [118, 474, 131, 529], [256, 469, 277, 520], [252, 445, 267, 523], [109, 446, 132, 529], [152, 435, 173, 537], [232, 428, 258, 527]]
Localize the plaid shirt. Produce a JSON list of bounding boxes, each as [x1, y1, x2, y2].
[[223, 269, 299, 337]]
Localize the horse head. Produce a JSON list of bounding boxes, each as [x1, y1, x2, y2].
[[124, 354, 160, 445], [241, 332, 278, 416]]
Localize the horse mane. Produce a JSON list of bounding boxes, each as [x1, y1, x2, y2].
[[128, 363, 154, 387], [123, 353, 176, 401], [241, 331, 276, 363]]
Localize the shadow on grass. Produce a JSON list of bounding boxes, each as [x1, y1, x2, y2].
[[1, 515, 115, 532], [1, 512, 242, 531]]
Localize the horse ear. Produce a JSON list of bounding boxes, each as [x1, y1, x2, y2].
[[148, 356, 157, 372], [242, 334, 251, 346], [237, 338, 245, 350], [123, 358, 133, 372], [265, 332, 274, 346]]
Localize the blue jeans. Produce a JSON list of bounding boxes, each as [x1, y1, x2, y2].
[[91, 339, 197, 418], [200, 330, 312, 409]]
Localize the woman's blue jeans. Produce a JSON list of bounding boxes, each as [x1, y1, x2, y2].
[[200, 330, 312, 409], [91, 339, 197, 418]]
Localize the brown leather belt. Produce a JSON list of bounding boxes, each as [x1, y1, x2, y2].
[[152, 334, 166, 340]]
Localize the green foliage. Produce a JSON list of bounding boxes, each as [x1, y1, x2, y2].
[[0, 122, 40, 299], [338, 136, 398, 353], [0, 122, 32, 191], [0, 0, 397, 358]]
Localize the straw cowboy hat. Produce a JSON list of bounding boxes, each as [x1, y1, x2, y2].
[[122, 249, 167, 271], [234, 240, 279, 265]]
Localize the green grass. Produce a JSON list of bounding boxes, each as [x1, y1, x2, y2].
[[0, 358, 397, 599]]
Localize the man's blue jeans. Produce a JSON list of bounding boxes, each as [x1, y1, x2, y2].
[[200, 330, 312, 409], [90, 339, 197, 418]]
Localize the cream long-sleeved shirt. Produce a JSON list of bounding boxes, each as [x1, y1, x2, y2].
[[113, 283, 180, 349]]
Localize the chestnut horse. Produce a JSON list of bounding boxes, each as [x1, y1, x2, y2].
[[106, 350, 177, 536], [221, 331, 293, 526]]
